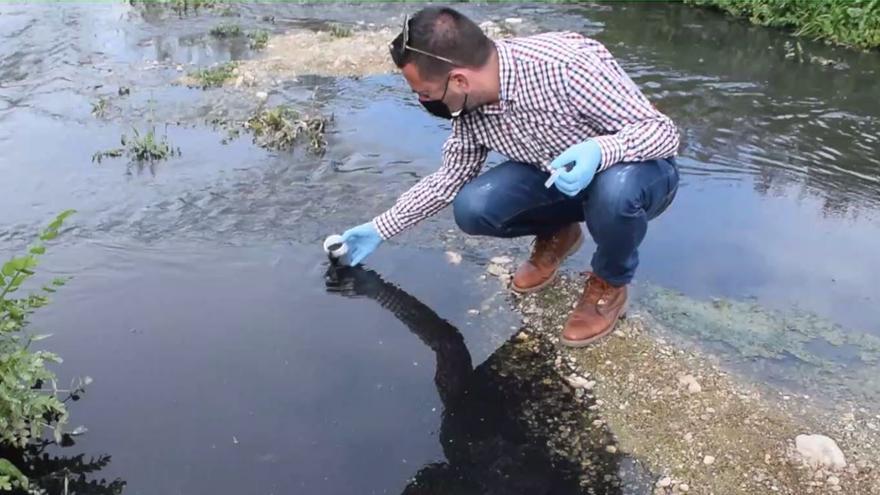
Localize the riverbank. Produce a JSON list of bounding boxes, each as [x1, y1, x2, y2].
[[507, 269, 880, 494], [682, 0, 880, 50]]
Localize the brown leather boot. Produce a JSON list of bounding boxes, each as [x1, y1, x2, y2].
[[511, 223, 583, 294], [561, 272, 627, 347]]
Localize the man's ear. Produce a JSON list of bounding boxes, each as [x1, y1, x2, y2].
[[450, 71, 470, 91]]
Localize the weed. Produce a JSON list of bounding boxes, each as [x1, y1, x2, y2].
[[248, 29, 270, 50], [90, 97, 109, 118], [209, 22, 242, 38], [92, 126, 180, 165], [683, 0, 880, 50], [189, 61, 237, 88], [327, 23, 353, 38], [129, 0, 216, 16], [245, 106, 329, 154]]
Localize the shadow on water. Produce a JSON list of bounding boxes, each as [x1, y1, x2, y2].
[[23, 244, 653, 495], [325, 265, 653, 495]]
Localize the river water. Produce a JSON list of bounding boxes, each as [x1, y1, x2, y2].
[[1, 2, 878, 493]]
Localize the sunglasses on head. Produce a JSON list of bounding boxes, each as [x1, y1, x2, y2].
[[392, 14, 460, 66]]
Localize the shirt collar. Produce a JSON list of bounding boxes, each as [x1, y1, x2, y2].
[[479, 41, 516, 115]]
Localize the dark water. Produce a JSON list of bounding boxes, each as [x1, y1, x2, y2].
[[2, 1, 879, 493]]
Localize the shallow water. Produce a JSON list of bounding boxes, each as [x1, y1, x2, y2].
[[2, 1, 880, 492]]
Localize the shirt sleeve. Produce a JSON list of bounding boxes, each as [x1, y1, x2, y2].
[[563, 38, 680, 171], [372, 119, 488, 240]]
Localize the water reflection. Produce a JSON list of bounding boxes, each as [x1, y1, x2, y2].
[[0, 439, 124, 495], [325, 266, 653, 495]]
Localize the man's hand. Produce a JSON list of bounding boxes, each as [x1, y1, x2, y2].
[[549, 139, 602, 197], [341, 222, 383, 266]]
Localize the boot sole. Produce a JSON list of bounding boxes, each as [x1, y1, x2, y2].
[[560, 304, 628, 348], [510, 233, 584, 294]]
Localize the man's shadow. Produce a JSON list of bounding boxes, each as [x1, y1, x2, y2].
[[325, 265, 655, 495]]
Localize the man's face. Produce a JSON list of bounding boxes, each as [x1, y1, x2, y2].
[[401, 63, 470, 109]]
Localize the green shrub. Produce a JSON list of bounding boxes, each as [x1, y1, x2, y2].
[[0, 211, 89, 492], [683, 0, 880, 49]]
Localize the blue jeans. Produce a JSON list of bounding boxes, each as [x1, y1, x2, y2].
[[453, 159, 679, 286]]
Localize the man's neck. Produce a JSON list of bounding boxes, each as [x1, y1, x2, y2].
[[474, 44, 501, 107]]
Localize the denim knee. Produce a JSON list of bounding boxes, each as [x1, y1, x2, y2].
[[584, 168, 642, 228], [453, 184, 491, 235]]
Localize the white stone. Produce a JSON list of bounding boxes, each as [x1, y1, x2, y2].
[[255, 91, 268, 101], [796, 434, 847, 470], [826, 476, 840, 486], [677, 483, 689, 492], [656, 476, 672, 488], [490, 256, 513, 265], [468, 309, 480, 315], [678, 374, 702, 393], [445, 251, 462, 265], [703, 455, 715, 465], [605, 445, 617, 454], [486, 264, 507, 277], [566, 374, 592, 389], [504, 17, 524, 24]]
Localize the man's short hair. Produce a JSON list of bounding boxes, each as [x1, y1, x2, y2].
[[389, 6, 493, 80]]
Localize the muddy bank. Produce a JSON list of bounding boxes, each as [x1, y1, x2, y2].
[[504, 270, 880, 494]]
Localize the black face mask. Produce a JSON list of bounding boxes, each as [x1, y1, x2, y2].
[[419, 75, 468, 120]]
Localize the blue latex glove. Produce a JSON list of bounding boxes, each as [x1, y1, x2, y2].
[[549, 139, 602, 197], [341, 222, 383, 266]]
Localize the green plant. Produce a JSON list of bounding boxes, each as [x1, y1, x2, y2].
[[682, 0, 880, 49], [209, 22, 242, 38], [90, 97, 109, 119], [245, 106, 329, 154], [188, 61, 237, 89], [248, 29, 270, 50], [129, 0, 216, 16], [92, 126, 181, 165], [0, 211, 88, 492], [327, 23, 353, 38]]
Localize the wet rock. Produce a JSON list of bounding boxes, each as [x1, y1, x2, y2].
[[445, 251, 462, 265], [795, 434, 847, 470], [490, 255, 513, 265], [468, 309, 480, 315], [487, 263, 508, 277]]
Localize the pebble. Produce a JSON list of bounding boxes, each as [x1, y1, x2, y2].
[[468, 309, 480, 315], [487, 264, 508, 277], [703, 455, 715, 465], [566, 374, 592, 389], [678, 374, 702, 393], [677, 483, 689, 492], [504, 17, 524, 24], [683, 432, 694, 443], [445, 251, 462, 265], [795, 434, 847, 470], [826, 475, 840, 486], [490, 256, 513, 265], [656, 476, 672, 488], [605, 445, 617, 454]]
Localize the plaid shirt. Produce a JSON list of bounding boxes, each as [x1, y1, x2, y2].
[[373, 32, 680, 240]]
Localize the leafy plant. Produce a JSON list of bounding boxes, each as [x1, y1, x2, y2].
[[245, 105, 329, 154], [682, 0, 880, 50], [247, 30, 270, 50], [209, 22, 242, 38], [0, 211, 89, 492], [92, 126, 180, 165], [327, 23, 353, 38], [90, 98, 109, 119], [188, 61, 238, 89]]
